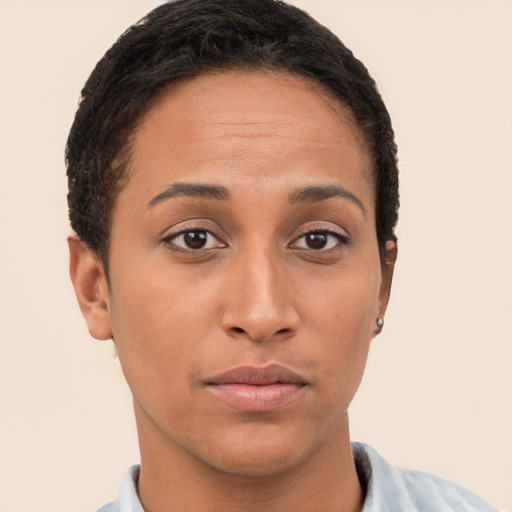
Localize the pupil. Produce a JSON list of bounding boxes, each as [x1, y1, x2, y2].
[[306, 232, 327, 249], [184, 231, 207, 249]]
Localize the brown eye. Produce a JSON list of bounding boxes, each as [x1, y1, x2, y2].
[[292, 230, 348, 251], [166, 229, 226, 251], [304, 232, 328, 249], [183, 231, 208, 249]]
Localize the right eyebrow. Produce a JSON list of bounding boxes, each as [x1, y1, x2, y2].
[[147, 182, 231, 209]]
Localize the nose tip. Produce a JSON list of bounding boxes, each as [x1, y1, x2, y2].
[[225, 312, 299, 343], [221, 260, 300, 343]]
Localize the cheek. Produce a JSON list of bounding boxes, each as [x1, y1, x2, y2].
[[109, 249, 220, 337], [106, 258, 219, 400], [301, 258, 381, 393], [304, 258, 381, 338]]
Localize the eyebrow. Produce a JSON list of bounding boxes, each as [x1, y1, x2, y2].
[[147, 181, 365, 215], [147, 182, 231, 208], [289, 185, 365, 215]]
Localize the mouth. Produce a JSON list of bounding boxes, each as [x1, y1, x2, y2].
[[205, 364, 308, 412]]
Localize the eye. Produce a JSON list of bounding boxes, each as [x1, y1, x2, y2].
[[164, 229, 226, 251], [292, 230, 348, 251]]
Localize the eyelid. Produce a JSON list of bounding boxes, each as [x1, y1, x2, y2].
[[289, 224, 350, 251], [160, 220, 349, 252], [161, 222, 227, 251]]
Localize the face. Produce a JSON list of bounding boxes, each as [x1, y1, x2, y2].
[[72, 70, 395, 477]]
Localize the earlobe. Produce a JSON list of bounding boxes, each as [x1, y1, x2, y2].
[[68, 234, 113, 341], [376, 240, 398, 330]]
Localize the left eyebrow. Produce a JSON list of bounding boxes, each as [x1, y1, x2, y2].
[[147, 182, 231, 209], [289, 185, 366, 216]]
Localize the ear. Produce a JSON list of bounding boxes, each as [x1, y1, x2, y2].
[[68, 234, 113, 340], [376, 240, 398, 332]]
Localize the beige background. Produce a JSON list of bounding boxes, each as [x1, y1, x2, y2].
[[0, 1, 511, 511]]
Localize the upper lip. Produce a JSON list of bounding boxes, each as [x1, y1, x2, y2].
[[206, 364, 307, 386]]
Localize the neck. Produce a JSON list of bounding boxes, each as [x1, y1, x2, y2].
[[135, 402, 364, 512]]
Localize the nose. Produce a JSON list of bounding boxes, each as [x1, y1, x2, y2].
[[221, 246, 300, 343]]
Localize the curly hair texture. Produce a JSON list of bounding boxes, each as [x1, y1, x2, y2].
[[66, 0, 399, 266]]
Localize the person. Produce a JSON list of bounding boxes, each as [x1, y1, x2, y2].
[[65, 0, 500, 510]]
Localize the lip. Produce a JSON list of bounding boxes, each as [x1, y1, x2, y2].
[[205, 364, 308, 412]]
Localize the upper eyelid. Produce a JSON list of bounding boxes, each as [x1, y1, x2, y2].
[[164, 227, 214, 239], [293, 224, 349, 240], [161, 220, 223, 239], [292, 230, 349, 244], [163, 228, 224, 243], [299, 230, 347, 239], [159, 221, 349, 244]]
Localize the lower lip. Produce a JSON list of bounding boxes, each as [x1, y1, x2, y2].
[[207, 383, 306, 412]]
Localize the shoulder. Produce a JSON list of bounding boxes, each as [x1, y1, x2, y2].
[[96, 504, 119, 512], [95, 464, 143, 512], [352, 442, 500, 512]]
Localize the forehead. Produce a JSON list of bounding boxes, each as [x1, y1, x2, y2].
[[123, 70, 374, 207]]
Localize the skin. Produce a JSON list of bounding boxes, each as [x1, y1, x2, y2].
[[69, 70, 397, 512]]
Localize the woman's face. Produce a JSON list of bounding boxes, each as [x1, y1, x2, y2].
[[101, 71, 395, 475]]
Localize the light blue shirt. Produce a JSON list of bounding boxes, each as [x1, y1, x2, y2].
[[98, 442, 499, 511]]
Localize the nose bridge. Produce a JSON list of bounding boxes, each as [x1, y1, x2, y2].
[[223, 240, 298, 342]]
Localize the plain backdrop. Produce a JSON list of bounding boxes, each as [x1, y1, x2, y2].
[[0, 1, 511, 511]]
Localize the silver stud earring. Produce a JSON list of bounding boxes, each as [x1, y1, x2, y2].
[[376, 317, 384, 330]]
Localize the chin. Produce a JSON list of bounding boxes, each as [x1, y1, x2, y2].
[[205, 446, 308, 478], [193, 425, 322, 478]]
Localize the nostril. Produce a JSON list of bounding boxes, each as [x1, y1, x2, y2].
[[231, 327, 245, 334], [276, 328, 291, 335]]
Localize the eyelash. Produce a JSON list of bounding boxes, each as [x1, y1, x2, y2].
[[290, 229, 350, 251], [162, 226, 226, 251], [162, 226, 350, 253]]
